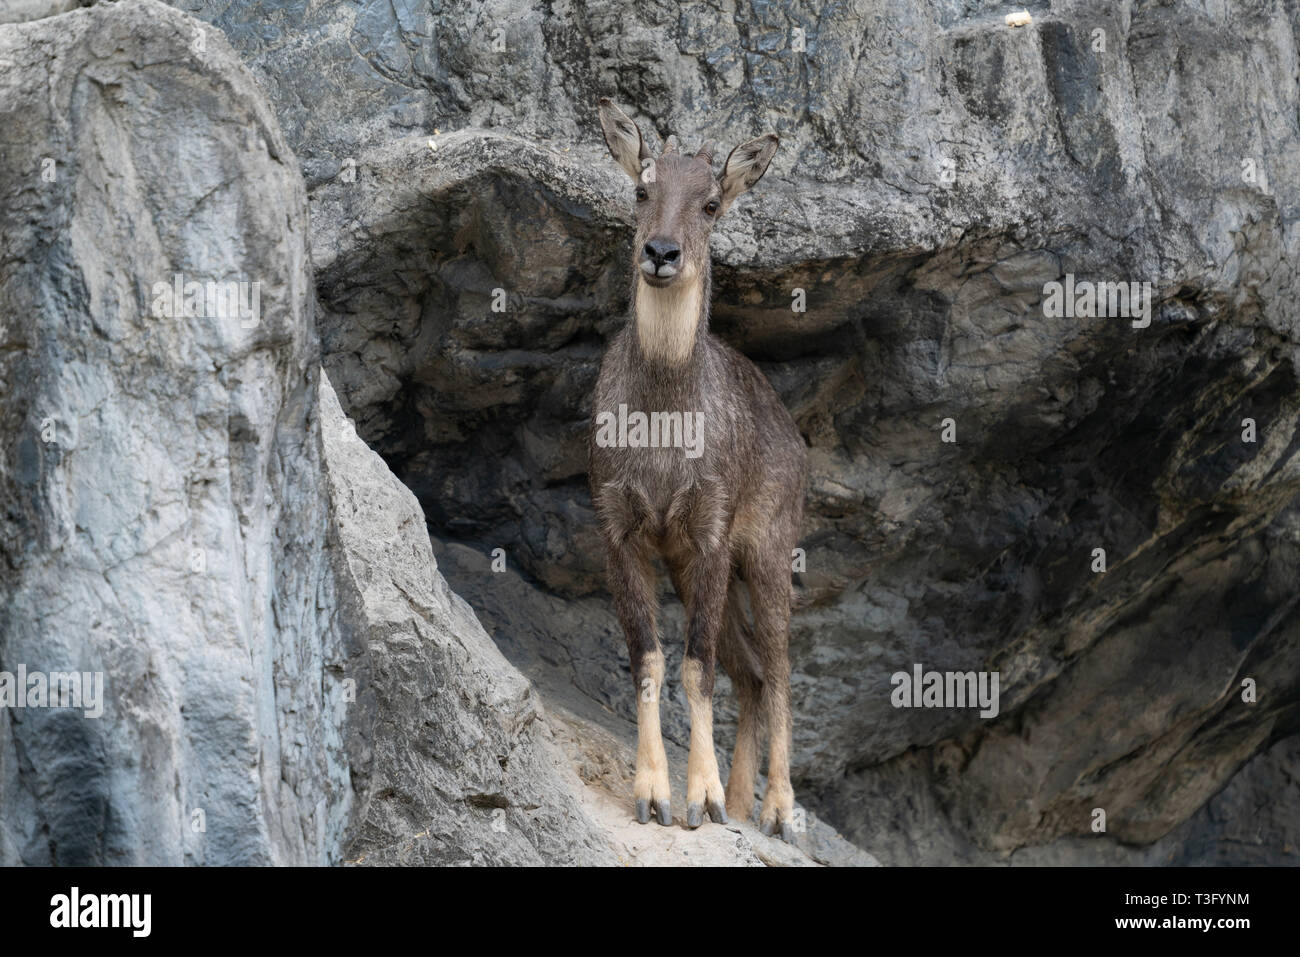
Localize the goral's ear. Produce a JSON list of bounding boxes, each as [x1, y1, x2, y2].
[[597, 98, 652, 180], [719, 133, 779, 213]]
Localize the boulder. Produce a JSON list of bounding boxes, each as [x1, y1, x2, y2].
[[164, 0, 1300, 863], [0, 0, 618, 867]]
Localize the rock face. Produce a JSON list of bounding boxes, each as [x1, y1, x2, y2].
[[0, 0, 338, 864], [160, 0, 1300, 864], [319, 375, 615, 866], [0, 0, 618, 867], [0, 0, 864, 868]]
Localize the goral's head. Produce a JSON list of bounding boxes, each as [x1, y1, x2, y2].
[[597, 98, 779, 290]]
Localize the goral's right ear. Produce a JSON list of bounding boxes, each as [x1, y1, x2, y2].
[[719, 133, 779, 215], [598, 98, 652, 181]]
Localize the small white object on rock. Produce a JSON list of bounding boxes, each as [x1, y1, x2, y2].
[[1005, 10, 1032, 27]]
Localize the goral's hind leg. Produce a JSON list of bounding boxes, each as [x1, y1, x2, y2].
[[672, 550, 729, 828], [748, 543, 797, 842], [718, 578, 763, 822]]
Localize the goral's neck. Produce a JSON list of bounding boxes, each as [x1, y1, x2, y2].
[[632, 268, 710, 367]]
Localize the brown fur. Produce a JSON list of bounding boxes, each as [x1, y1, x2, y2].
[[588, 100, 806, 836]]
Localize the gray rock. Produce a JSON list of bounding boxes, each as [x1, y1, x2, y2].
[[546, 683, 878, 867], [0, 1, 87, 26], [0, 0, 859, 868], [0, 0, 615, 867], [0, 0, 338, 865], [160, 0, 1300, 864], [320, 372, 615, 866]]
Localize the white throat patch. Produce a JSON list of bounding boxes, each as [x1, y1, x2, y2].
[[635, 276, 702, 365]]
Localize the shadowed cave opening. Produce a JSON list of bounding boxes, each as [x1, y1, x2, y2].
[[314, 169, 1300, 863]]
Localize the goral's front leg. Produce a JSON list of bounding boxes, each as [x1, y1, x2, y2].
[[600, 518, 673, 827], [683, 657, 727, 827], [634, 649, 673, 826]]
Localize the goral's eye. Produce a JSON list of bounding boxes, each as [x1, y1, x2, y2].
[[704, 199, 720, 215], [636, 186, 648, 202]]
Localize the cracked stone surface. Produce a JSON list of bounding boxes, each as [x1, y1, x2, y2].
[[3, 0, 1291, 864], [6, 0, 1300, 869], [155, 0, 1300, 864], [0, 0, 608, 866], [0, 0, 867, 867]]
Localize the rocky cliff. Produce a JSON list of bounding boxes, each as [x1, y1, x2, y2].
[[0, 0, 864, 866], [163, 0, 1300, 864], [3, 0, 1298, 865]]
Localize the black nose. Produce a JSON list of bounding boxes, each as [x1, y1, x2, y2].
[[643, 238, 681, 267]]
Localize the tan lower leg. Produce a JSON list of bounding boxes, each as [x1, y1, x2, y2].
[[759, 684, 795, 835], [725, 702, 760, 820], [634, 650, 671, 823], [683, 658, 727, 826]]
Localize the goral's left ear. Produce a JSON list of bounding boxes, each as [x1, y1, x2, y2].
[[598, 98, 652, 181], [719, 133, 779, 214]]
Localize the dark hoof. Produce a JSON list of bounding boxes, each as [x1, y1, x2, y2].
[[760, 817, 795, 842], [655, 799, 672, 826], [687, 799, 728, 828], [636, 798, 650, 825]]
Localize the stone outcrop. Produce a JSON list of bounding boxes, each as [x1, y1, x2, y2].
[[0, 0, 556, 866], [0, 0, 340, 863], [0, 0, 865, 867], [161, 0, 1300, 863]]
